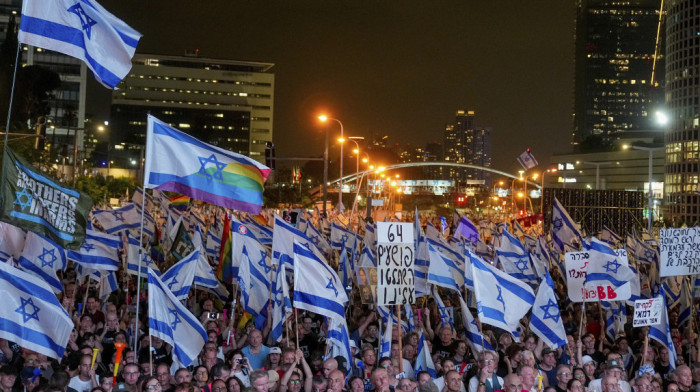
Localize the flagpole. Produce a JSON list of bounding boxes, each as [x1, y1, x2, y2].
[[80, 277, 91, 316], [294, 309, 300, 349], [396, 304, 404, 374], [577, 303, 586, 340], [133, 118, 152, 351], [348, 172, 366, 231], [3, 42, 21, 146]]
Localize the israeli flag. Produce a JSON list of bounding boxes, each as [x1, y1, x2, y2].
[[529, 270, 567, 349], [649, 288, 678, 370], [132, 187, 154, 213], [414, 329, 437, 378], [160, 248, 199, 300], [363, 222, 377, 254], [17, 0, 141, 88], [205, 223, 222, 261], [432, 285, 455, 331], [239, 241, 272, 321], [243, 216, 273, 246], [513, 219, 525, 239], [414, 237, 430, 297], [95, 270, 118, 301], [496, 230, 537, 283], [379, 314, 393, 359], [0, 261, 73, 359], [126, 235, 160, 276], [147, 269, 207, 366], [600, 226, 621, 247], [427, 242, 462, 291], [271, 263, 292, 342], [405, 303, 416, 332], [662, 276, 683, 307], [678, 279, 692, 327], [326, 317, 352, 375], [193, 252, 229, 301], [0, 221, 26, 262], [458, 295, 492, 353], [67, 229, 119, 272], [305, 221, 332, 255], [517, 149, 538, 170], [471, 252, 535, 336], [18, 231, 67, 294], [272, 215, 312, 266], [551, 197, 583, 253], [292, 241, 348, 322], [358, 245, 377, 267], [331, 222, 353, 250], [584, 238, 635, 301]]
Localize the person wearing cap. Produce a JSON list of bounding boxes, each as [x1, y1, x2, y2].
[[581, 356, 596, 384], [265, 347, 283, 373], [587, 360, 630, 392]]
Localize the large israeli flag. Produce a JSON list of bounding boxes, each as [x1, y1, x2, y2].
[[17, 0, 141, 88], [471, 252, 535, 336], [147, 269, 207, 367], [584, 238, 635, 301], [529, 270, 567, 349], [193, 251, 229, 301], [292, 241, 348, 322], [496, 230, 537, 283], [427, 242, 463, 291], [160, 248, 199, 300], [551, 197, 583, 253], [126, 235, 160, 276], [272, 215, 312, 266], [66, 229, 119, 272], [239, 241, 272, 320], [18, 231, 67, 294], [458, 295, 492, 353], [0, 261, 72, 359]]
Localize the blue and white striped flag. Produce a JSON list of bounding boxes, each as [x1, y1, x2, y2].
[[205, 224, 222, 261], [471, 252, 535, 336], [584, 238, 635, 301], [517, 149, 538, 170], [358, 245, 377, 267], [147, 269, 207, 366], [243, 216, 273, 246], [132, 187, 154, 213], [193, 252, 228, 301], [0, 261, 72, 359], [600, 226, 621, 247], [94, 269, 118, 301], [427, 242, 463, 291], [648, 288, 678, 370], [662, 276, 683, 307], [292, 241, 348, 322], [160, 248, 199, 300], [17, 0, 141, 88], [679, 278, 692, 326], [67, 229, 119, 272], [326, 317, 352, 375], [126, 235, 160, 276], [551, 197, 583, 253], [454, 216, 479, 245], [405, 303, 416, 332], [0, 222, 26, 262], [93, 204, 146, 237], [496, 230, 537, 283], [379, 314, 392, 359], [414, 238, 430, 297], [458, 295, 492, 353], [432, 285, 454, 331], [270, 263, 291, 342], [240, 241, 272, 324], [305, 221, 331, 254], [529, 270, 567, 349], [272, 215, 312, 266], [414, 329, 437, 378], [330, 222, 353, 250], [18, 231, 66, 294]]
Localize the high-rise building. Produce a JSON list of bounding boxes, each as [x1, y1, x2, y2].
[[110, 53, 274, 165], [664, 0, 700, 224], [573, 0, 665, 148], [443, 110, 492, 187]]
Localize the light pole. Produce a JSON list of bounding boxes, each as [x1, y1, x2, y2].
[[624, 145, 664, 234], [581, 161, 612, 190], [319, 115, 344, 210], [347, 136, 364, 191]]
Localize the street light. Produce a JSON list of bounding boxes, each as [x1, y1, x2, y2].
[[581, 161, 612, 190], [319, 115, 345, 211], [346, 137, 364, 191], [623, 144, 664, 234]]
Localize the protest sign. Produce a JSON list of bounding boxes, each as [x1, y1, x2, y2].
[[376, 222, 414, 305], [659, 228, 700, 277], [633, 297, 663, 327], [565, 248, 630, 302]]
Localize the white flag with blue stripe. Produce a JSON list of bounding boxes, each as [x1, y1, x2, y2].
[[193, 252, 229, 301], [496, 230, 537, 283], [66, 229, 119, 272], [379, 314, 392, 359], [414, 329, 437, 378], [584, 238, 635, 301], [159, 248, 199, 300], [243, 216, 273, 246], [471, 252, 535, 336], [529, 270, 567, 349], [0, 222, 26, 263], [331, 222, 353, 250], [648, 288, 678, 370], [458, 295, 492, 353], [126, 235, 160, 276], [272, 215, 312, 266], [292, 241, 348, 322], [551, 197, 583, 253], [17, 0, 141, 88], [427, 242, 462, 291], [0, 261, 73, 359], [305, 221, 331, 254], [132, 187, 154, 213], [271, 263, 292, 342], [326, 317, 352, 375], [147, 269, 207, 367], [239, 241, 272, 320], [18, 231, 66, 294], [95, 269, 118, 301], [517, 149, 538, 170], [93, 203, 154, 239]]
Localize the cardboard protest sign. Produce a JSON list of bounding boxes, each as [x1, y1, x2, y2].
[[659, 228, 700, 277], [376, 222, 414, 305], [633, 297, 663, 327]]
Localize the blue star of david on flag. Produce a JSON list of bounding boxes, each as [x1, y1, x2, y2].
[[67, 3, 97, 39], [496, 286, 505, 310], [168, 307, 181, 331], [15, 297, 40, 323], [257, 251, 271, 274], [514, 259, 529, 272], [39, 248, 57, 269], [552, 217, 563, 230], [340, 234, 349, 245], [112, 210, 125, 222], [310, 236, 321, 246], [539, 299, 561, 322], [198, 154, 227, 182], [644, 249, 654, 259], [81, 242, 95, 252], [272, 284, 282, 307], [14, 188, 33, 211], [604, 259, 621, 274], [326, 278, 338, 297], [167, 276, 179, 291]]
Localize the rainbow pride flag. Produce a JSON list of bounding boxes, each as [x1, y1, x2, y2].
[[216, 213, 233, 284], [144, 115, 270, 214], [169, 195, 190, 211]]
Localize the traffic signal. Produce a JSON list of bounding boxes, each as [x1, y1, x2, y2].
[[457, 196, 465, 204]]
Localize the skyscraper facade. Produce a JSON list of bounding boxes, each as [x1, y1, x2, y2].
[[443, 110, 492, 187], [664, 0, 700, 223], [573, 0, 665, 148], [110, 53, 274, 165]]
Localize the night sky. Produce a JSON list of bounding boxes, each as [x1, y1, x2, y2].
[[96, 0, 575, 174]]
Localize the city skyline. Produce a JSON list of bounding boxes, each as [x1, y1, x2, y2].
[[89, 1, 575, 175]]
